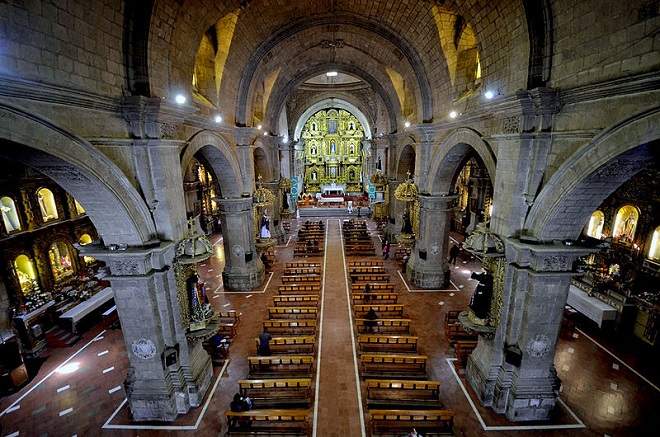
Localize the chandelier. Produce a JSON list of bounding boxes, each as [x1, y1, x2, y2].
[[394, 174, 418, 202], [253, 175, 275, 207]]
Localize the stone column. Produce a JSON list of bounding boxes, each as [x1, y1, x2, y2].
[[406, 195, 455, 288], [279, 142, 292, 179], [83, 242, 213, 422], [384, 179, 404, 242], [264, 180, 285, 244], [466, 238, 591, 421], [216, 197, 265, 290]]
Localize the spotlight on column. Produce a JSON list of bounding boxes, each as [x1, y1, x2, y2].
[[449, 111, 458, 119], [404, 121, 411, 128], [257, 124, 262, 130], [484, 90, 495, 99], [175, 94, 187, 105], [263, 131, 268, 136], [214, 115, 222, 123]]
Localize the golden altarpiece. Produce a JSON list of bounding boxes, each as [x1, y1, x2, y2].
[[301, 109, 365, 194]]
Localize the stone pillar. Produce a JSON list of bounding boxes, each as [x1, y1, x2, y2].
[[406, 195, 455, 288], [280, 143, 292, 179], [384, 179, 404, 242], [264, 181, 285, 244], [83, 242, 213, 422], [466, 238, 591, 421], [216, 197, 265, 290]]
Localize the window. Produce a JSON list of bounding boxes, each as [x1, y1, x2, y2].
[[79, 234, 96, 265], [74, 199, 85, 215], [37, 188, 58, 221], [1, 196, 21, 232], [586, 210, 605, 239]]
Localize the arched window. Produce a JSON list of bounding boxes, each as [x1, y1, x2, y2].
[[613, 205, 639, 241], [49, 241, 74, 282], [37, 188, 58, 221], [1, 196, 21, 232], [586, 210, 605, 239], [14, 254, 39, 295], [649, 227, 660, 261]]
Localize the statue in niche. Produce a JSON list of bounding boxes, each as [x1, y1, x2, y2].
[[311, 171, 317, 181], [310, 145, 317, 155], [349, 121, 355, 130], [187, 272, 209, 325], [469, 269, 493, 321], [260, 211, 271, 238], [349, 144, 355, 154], [330, 141, 336, 154]]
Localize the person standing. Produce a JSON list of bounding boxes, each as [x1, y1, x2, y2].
[[258, 327, 272, 356], [383, 241, 390, 259], [449, 244, 460, 264]]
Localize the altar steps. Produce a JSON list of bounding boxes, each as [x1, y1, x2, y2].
[[297, 208, 370, 218], [45, 326, 80, 348]]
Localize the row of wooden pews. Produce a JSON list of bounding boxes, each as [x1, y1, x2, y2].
[[201, 310, 241, 366], [342, 219, 375, 254], [224, 261, 321, 436], [293, 223, 325, 257], [346, 257, 456, 436]]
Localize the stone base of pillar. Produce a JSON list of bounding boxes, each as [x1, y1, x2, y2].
[[223, 265, 265, 290], [185, 340, 214, 407], [124, 370, 180, 422], [466, 352, 560, 422], [405, 258, 450, 289]]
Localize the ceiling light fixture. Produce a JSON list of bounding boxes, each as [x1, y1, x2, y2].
[[326, 71, 338, 77], [404, 121, 411, 128], [214, 115, 222, 123], [449, 111, 458, 119], [484, 90, 495, 99], [175, 94, 187, 105]]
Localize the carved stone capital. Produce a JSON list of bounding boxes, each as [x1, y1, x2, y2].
[[215, 197, 254, 213], [504, 238, 592, 273], [121, 96, 197, 139]]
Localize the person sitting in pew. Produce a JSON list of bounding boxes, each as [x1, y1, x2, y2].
[[365, 308, 378, 333]]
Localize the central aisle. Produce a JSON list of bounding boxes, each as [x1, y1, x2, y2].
[[315, 219, 364, 436]]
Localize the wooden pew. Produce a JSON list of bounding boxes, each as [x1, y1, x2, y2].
[[352, 293, 398, 305], [282, 275, 320, 284], [348, 266, 385, 274], [274, 295, 319, 307], [445, 324, 478, 344], [238, 378, 312, 409], [285, 262, 321, 269], [357, 334, 419, 354], [355, 318, 412, 334], [369, 409, 454, 436], [247, 355, 315, 379], [255, 336, 316, 355], [360, 354, 427, 380], [354, 304, 404, 318], [293, 246, 325, 257], [263, 319, 317, 336], [445, 310, 461, 326], [345, 244, 375, 255], [278, 284, 321, 295], [217, 310, 241, 339], [351, 273, 390, 283], [365, 380, 442, 409], [348, 260, 384, 268], [225, 409, 311, 436], [455, 340, 478, 366], [268, 306, 318, 319], [283, 267, 322, 276], [351, 283, 395, 293]]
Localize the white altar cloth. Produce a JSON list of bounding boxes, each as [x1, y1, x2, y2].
[[566, 285, 617, 328], [59, 287, 114, 333]]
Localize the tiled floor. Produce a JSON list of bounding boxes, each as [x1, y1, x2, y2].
[[1, 216, 658, 436]]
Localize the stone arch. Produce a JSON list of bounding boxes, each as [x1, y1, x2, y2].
[[396, 142, 417, 179], [525, 109, 660, 241], [425, 128, 496, 195], [0, 103, 156, 246], [182, 130, 244, 198], [237, 12, 433, 125]]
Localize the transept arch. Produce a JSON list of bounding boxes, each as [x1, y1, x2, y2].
[[0, 103, 156, 246], [182, 130, 245, 198], [524, 109, 660, 241], [293, 99, 374, 141], [425, 128, 496, 195]]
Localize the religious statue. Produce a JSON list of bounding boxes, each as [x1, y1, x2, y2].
[[260, 211, 271, 238], [469, 269, 493, 321], [330, 141, 336, 154], [187, 273, 209, 325]]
